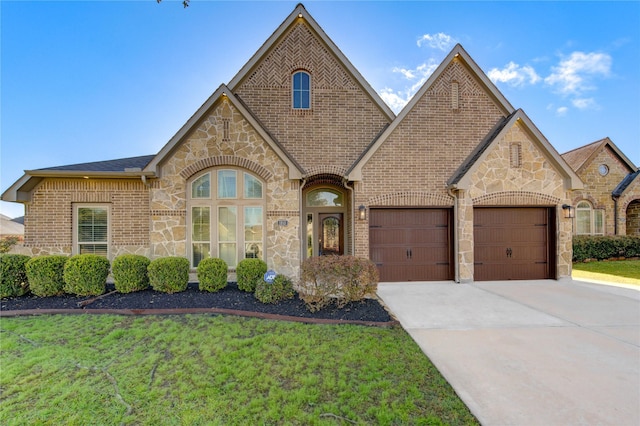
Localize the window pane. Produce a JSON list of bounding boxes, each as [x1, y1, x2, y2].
[[78, 207, 108, 243], [219, 243, 237, 267], [218, 207, 237, 241], [79, 244, 108, 256], [244, 207, 263, 242], [192, 207, 210, 241], [244, 173, 263, 198], [594, 210, 604, 235], [577, 210, 591, 235], [307, 213, 313, 258], [218, 170, 237, 198], [192, 173, 210, 198], [306, 189, 343, 207], [293, 71, 310, 109], [245, 243, 262, 260], [192, 243, 210, 267]]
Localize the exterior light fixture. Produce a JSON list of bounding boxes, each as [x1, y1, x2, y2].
[[562, 204, 574, 219], [358, 205, 366, 220]]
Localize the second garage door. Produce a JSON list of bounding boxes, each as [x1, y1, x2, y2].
[[474, 207, 555, 281], [370, 208, 453, 282]]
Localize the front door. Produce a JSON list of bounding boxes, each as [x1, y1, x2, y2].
[[319, 213, 343, 255]]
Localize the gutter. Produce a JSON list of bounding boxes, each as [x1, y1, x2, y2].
[[447, 186, 460, 283], [612, 194, 619, 235]]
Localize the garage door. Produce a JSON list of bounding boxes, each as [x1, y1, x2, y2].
[[474, 207, 555, 281], [370, 208, 453, 282]]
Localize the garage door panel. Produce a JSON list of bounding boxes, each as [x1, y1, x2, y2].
[[370, 208, 453, 282], [474, 207, 552, 281]]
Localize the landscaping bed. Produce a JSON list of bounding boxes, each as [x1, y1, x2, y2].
[[1, 281, 393, 323]]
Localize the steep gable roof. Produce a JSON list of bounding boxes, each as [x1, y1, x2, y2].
[[561, 137, 638, 174], [448, 109, 583, 190], [613, 170, 639, 197], [227, 3, 395, 122], [143, 84, 303, 179], [348, 44, 514, 180]]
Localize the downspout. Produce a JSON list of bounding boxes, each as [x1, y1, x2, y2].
[[299, 178, 307, 262], [612, 194, 619, 235], [447, 186, 460, 283], [343, 178, 356, 256]]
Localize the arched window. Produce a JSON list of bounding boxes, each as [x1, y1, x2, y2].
[[576, 201, 604, 235], [292, 71, 310, 109], [188, 169, 265, 267]]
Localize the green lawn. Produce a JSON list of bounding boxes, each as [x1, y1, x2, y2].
[[572, 259, 640, 285], [0, 314, 478, 425]]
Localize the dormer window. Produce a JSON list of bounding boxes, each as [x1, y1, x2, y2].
[[292, 71, 310, 109]]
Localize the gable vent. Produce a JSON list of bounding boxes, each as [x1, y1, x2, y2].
[[510, 142, 522, 168], [451, 81, 459, 111]]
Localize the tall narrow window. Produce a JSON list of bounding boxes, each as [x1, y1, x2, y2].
[[292, 71, 310, 109], [192, 207, 210, 266], [76, 205, 109, 256]]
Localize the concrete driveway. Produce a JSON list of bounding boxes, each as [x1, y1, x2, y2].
[[377, 279, 640, 426]]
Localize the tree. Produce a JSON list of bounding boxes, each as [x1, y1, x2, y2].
[[156, 0, 190, 8]]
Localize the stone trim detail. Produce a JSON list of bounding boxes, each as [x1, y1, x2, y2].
[[179, 156, 273, 181], [267, 211, 300, 217], [473, 191, 560, 206], [151, 210, 186, 217], [369, 192, 454, 207]]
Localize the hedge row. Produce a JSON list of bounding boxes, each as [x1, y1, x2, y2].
[[573, 235, 640, 262]]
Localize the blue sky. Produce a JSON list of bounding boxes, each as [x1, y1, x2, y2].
[[1, 0, 639, 219]]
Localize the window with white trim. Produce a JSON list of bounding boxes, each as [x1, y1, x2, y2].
[[188, 169, 265, 268], [74, 204, 110, 256], [292, 71, 310, 109], [576, 201, 604, 235]]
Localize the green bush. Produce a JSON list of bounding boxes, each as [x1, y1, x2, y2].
[[25, 255, 68, 297], [112, 254, 150, 293], [573, 235, 640, 262], [197, 258, 228, 292], [63, 254, 110, 296], [148, 257, 190, 293], [299, 255, 379, 312], [255, 274, 295, 304], [236, 258, 267, 292], [0, 254, 30, 298]]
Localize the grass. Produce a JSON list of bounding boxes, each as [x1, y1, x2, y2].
[[572, 259, 640, 285], [0, 314, 478, 425]]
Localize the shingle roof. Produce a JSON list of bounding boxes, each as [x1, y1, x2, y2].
[[561, 139, 605, 172], [613, 170, 639, 197], [38, 155, 155, 172]]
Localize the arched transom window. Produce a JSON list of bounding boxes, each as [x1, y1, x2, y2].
[[292, 71, 310, 109], [576, 200, 604, 235], [188, 168, 265, 268]]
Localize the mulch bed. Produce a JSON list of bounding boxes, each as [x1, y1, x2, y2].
[[1, 282, 396, 326]]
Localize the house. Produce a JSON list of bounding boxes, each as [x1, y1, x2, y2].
[[0, 214, 24, 244], [562, 138, 639, 236], [1, 4, 583, 282]]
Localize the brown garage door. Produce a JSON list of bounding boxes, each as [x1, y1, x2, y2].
[[370, 208, 453, 282], [474, 207, 555, 281]]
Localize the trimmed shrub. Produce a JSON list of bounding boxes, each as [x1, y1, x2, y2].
[[0, 254, 30, 298], [255, 274, 295, 304], [197, 258, 228, 292], [112, 254, 150, 293], [148, 257, 189, 293], [25, 255, 68, 297], [299, 255, 379, 312], [236, 258, 267, 292], [573, 235, 640, 262], [63, 254, 110, 296]]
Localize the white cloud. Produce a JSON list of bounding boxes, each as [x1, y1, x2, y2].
[[417, 33, 455, 51], [556, 106, 569, 116], [488, 62, 541, 87], [572, 98, 598, 110], [544, 51, 611, 95], [380, 60, 440, 113]]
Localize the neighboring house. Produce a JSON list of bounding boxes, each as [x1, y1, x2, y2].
[[562, 138, 639, 236], [2, 4, 583, 282], [0, 214, 24, 243]]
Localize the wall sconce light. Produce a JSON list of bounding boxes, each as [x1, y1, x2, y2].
[[358, 205, 366, 220], [562, 204, 574, 219]]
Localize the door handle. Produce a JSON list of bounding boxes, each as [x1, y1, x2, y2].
[[506, 248, 513, 258]]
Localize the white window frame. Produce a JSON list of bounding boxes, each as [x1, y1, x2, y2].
[[292, 70, 311, 110], [73, 203, 111, 257], [576, 200, 605, 236], [187, 168, 265, 268]]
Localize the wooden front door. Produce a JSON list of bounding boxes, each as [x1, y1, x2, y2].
[[319, 213, 344, 255], [369, 208, 453, 282], [474, 207, 555, 280]]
